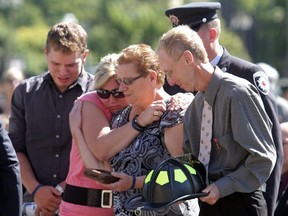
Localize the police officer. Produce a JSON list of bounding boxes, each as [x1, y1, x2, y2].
[[164, 2, 282, 216]]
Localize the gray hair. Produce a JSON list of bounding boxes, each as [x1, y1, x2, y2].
[[156, 25, 208, 63]]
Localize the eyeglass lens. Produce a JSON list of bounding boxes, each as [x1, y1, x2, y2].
[[115, 75, 143, 86]]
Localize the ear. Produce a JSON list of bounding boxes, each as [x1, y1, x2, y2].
[[81, 49, 89, 63], [209, 28, 218, 43], [148, 70, 158, 82], [44, 47, 48, 57], [182, 50, 193, 64]]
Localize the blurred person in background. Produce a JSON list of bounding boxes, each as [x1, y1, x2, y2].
[[278, 78, 288, 101], [165, 2, 283, 215], [8, 22, 94, 216], [258, 62, 288, 123], [275, 122, 288, 216], [0, 67, 25, 130]]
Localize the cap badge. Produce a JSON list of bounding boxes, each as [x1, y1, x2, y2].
[[169, 14, 180, 27], [202, 18, 207, 23]]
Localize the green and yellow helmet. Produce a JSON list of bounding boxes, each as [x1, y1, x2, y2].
[[125, 156, 208, 212]]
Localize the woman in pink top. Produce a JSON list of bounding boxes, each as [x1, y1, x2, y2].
[[59, 53, 128, 216]]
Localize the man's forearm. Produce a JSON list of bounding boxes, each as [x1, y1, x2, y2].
[[17, 152, 39, 194]]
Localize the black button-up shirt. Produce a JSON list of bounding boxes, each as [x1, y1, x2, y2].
[[9, 70, 94, 186]]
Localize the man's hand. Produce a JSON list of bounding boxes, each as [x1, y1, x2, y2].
[[169, 92, 194, 111], [34, 185, 62, 216], [199, 183, 220, 205]]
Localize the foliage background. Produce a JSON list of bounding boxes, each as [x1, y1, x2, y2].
[[0, 0, 286, 78]]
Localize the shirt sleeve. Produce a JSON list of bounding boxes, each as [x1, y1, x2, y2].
[[215, 86, 277, 198], [8, 83, 27, 153]]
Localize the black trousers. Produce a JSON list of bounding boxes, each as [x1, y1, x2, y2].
[[275, 185, 288, 216], [199, 189, 267, 216]]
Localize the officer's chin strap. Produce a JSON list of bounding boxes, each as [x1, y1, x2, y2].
[[135, 207, 144, 216]]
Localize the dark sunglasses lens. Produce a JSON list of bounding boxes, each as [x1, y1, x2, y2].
[[97, 90, 110, 99], [113, 91, 125, 98]]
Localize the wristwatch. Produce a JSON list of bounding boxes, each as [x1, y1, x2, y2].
[[55, 184, 64, 196]]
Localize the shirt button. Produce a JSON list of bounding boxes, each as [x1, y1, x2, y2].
[[56, 135, 60, 139], [55, 154, 59, 158], [59, 95, 63, 98], [53, 174, 57, 178], [57, 115, 61, 119]]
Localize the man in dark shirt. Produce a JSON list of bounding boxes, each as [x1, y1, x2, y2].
[[0, 120, 22, 216], [9, 22, 94, 215], [165, 2, 283, 216]]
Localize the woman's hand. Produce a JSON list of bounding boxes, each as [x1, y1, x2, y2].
[[100, 172, 141, 192], [137, 100, 167, 126]]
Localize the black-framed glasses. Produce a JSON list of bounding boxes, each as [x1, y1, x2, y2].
[[115, 75, 143, 86], [96, 88, 125, 99]]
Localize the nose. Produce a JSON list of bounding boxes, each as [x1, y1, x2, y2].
[[118, 83, 127, 92], [59, 65, 69, 75]]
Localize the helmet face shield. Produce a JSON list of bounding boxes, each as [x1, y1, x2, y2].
[[125, 156, 208, 212]]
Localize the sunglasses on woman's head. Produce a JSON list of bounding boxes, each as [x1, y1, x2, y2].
[[115, 75, 143, 86], [96, 88, 125, 99]]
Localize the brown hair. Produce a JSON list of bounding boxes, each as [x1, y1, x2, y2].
[[45, 22, 88, 54], [118, 44, 165, 86]]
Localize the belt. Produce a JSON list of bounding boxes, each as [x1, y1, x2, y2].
[[63, 184, 113, 208]]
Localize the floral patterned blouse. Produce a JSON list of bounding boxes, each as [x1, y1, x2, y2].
[[110, 99, 192, 216]]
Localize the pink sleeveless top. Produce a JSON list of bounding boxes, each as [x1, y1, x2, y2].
[[59, 92, 113, 216]]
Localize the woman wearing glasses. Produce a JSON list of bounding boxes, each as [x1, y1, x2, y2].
[[69, 44, 195, 215]]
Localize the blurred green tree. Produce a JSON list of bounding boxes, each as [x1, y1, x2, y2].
[[0, 0, 285, 77]]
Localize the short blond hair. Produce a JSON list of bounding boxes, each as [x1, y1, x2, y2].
[[93, 53, 120, 90]]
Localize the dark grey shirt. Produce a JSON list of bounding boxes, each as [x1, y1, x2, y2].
[[9, 70, 94, 186], [183, 67, 276, 198]]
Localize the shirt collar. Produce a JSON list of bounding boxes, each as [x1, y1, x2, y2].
[[210, 46, 223, 67], [73, 67, 92, 92], [205, 67, 223, 106]]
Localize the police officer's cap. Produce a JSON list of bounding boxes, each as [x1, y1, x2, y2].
[[165, 2, 221, 31]]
